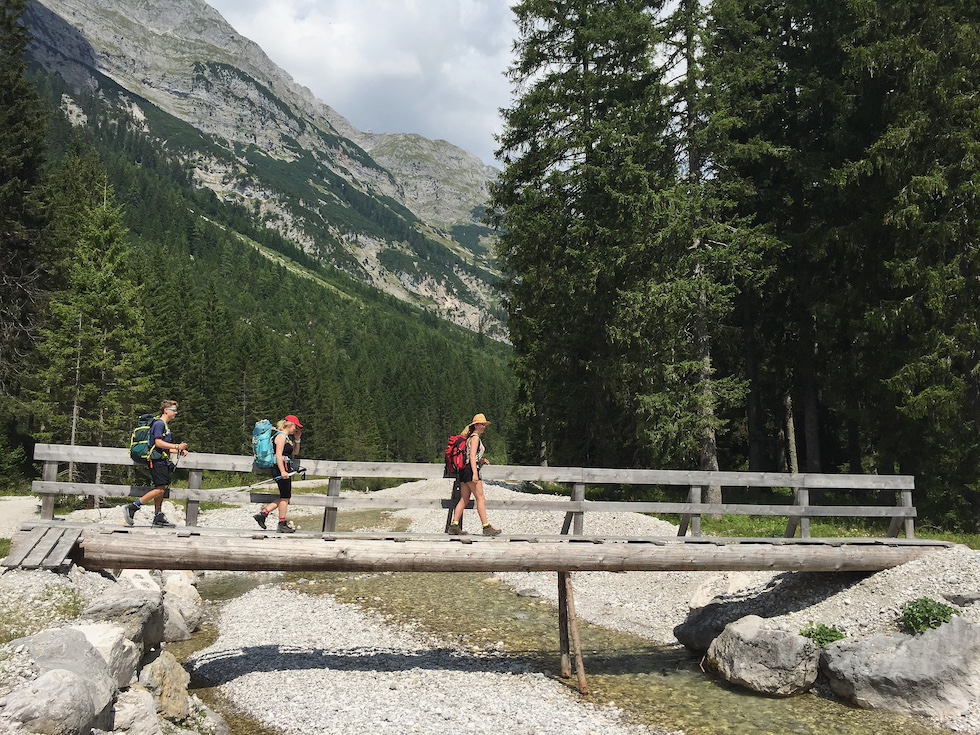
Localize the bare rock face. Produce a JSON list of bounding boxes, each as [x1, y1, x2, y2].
[[821, 616, 980, 718], [26, 0, 503, 336], [706, 615, 820, 696]]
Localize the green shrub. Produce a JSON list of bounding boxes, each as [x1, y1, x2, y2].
[[800, 622, 846, 648], [899, 597, 958, 634]]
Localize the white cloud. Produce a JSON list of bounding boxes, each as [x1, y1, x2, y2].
[[206, 0, 516, 164]]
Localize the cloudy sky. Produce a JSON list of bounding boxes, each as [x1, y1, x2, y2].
[[204, 0, 518, 165]]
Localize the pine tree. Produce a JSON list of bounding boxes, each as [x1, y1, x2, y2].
[[0, 0, 49, 402], [32, 176, 151, 472], [491, 0, 673, 467]]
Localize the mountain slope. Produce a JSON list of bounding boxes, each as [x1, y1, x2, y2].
[[24, 0, 503, 338]]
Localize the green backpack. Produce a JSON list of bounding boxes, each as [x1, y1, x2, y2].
[[130, 413, 162, 463]]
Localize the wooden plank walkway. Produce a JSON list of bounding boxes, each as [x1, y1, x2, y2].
[[3, 524, 84, 571]]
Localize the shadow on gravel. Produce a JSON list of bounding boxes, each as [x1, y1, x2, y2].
[[188, 644, 533, 686], [674, 571, 873, 652]]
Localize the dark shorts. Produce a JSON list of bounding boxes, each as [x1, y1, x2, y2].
[[272, 467, 292, 500], [149, 460, 174, 488], [459, 465, 480, 484]]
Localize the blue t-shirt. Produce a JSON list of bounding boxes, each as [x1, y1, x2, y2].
[[149, 419, 173, 459]]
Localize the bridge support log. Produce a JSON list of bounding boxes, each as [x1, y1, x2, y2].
[[63, 531, 956, 574]]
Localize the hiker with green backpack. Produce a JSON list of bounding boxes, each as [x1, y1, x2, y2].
[[252, 414, 303, 533], [124, 399, 188, 528]]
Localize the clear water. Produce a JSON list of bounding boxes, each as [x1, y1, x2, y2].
[[284, 571, 953, 735], [185, 570, 953, 735]]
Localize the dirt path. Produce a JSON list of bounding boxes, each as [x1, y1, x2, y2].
[[0, 496, 41, 540]]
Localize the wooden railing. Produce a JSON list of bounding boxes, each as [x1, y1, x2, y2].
[[31, 443, 917, 539]]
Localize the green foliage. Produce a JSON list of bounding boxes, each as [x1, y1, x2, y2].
[[0, 0, 52, 460], [899, 597, 958, 634], [17, 64, 514, 470], [800, 622, 845, 648]]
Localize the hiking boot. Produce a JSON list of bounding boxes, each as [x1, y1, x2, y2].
[[253, 512, 268, 529], [122, 503, 138, 526], [152, 512, 175, 528], [447, 522, 467, 535], [482, 524, 502, 536], [277, 520, 296, 534]]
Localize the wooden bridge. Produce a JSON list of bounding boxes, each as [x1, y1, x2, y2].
[[5, 442, 958, 694], [7, 442, 953, 576]]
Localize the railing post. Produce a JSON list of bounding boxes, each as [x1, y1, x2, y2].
[[40, 461, 58, 520], [321, 476, 341, 533], [785, 485, 810, 539], [571, 483, 585, 535], [888, 490, 915, 539], [678, 486, 702, 537], [185, 469, 203, 527]]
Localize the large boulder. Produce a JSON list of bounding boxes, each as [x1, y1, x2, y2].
[[0, 668, 98, 734], [163, 571, 204, 631], [138, 649, 191, 721], [0, 627, 117, 732], [81, 588, 165, 654], [111, 687, 164, 735], [69, 622, 141, 689], [821, 616, 980, 717], [706, 615, 819, 696]]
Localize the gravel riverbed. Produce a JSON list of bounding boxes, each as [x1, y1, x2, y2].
[[186, 479, 980, 735], [4, 480, 980, 734]]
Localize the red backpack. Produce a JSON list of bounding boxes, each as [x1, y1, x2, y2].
[[444, 434, 467, 477]]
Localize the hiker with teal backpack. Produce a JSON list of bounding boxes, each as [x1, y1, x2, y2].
[[448, 413, 501, 536], [252, 414, 303, 533], [124, 400, 188, 528]]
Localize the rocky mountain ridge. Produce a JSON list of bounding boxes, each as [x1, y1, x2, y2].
[[24, 0, 503, 337]]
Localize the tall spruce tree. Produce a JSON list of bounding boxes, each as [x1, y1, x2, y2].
[[32, 175, 150, 471], [0, 0, 49, 421], [491, 0, 673, 467]]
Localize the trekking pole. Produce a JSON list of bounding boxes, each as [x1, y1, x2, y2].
[[247, 468, 305, 489]]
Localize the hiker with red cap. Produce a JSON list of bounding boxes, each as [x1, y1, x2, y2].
[[253, 414, 304, 533]]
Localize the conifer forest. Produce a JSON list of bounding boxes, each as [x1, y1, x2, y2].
[[3, 0, 980, 529]]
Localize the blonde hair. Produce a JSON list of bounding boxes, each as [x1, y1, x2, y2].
[[276, 419, 291, 432], [160, 400, 178, 413]]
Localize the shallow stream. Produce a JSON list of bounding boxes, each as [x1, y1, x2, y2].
[[183, 569, 954, 735]]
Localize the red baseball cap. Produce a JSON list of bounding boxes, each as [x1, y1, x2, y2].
[[284, 414, 304, 428]]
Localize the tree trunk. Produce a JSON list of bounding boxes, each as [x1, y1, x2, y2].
[[784, 392, 799, 474]]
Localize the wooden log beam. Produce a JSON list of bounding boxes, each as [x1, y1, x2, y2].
[[66, 530, 957, 574]]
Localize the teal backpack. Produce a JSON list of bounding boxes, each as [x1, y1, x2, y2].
[[252, 419, 277, 469]]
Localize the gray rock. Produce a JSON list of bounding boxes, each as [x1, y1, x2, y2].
[[163, 572, 204, 631], [944, 592, 980, 607], [9, 627, 116, 725], [69, 622, 141, 689], [81, 588, 165, 653], [821, 616, 980, 717], [138, 650, 190, 722], [162, 598, 193, 642], [1, 668, 98, 734], [111, 687, 163, 735], [673, 600, 745, 653], [706, 615, 819, 696]]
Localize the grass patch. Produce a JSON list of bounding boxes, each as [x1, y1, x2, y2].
[[0, 538, 10, 559]]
